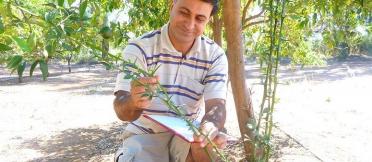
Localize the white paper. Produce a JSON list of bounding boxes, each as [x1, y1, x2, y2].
[[143, 114, 200, 142]]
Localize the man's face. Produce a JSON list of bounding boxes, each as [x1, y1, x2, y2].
[[169, 0, 213, 44]]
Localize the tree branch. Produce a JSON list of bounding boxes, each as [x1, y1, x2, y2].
[[242, 20, 268, 30], [242, 0, 254, 24], [243, 9, 265, 26]]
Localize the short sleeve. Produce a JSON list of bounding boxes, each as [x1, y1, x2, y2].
[[114, 43, 148, 94], [202, 51, 228, 100]]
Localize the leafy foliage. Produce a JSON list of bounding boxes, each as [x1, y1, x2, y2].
[[244, 0, 371, 66]]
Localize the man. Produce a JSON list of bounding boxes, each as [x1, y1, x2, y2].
[[113, 0, 228, 161]]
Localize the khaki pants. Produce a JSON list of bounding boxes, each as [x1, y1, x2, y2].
[[114, 131, 190, 162]]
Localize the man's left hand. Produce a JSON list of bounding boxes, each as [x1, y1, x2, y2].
[[194, 122, 227, 149]]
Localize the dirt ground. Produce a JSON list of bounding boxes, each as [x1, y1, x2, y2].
[[1, 55, 371, 162]]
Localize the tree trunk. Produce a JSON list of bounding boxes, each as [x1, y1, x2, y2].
[[67, 54, 72, 73], [102, 39, 109, 59], [102, 39, 110, 70], [211, 14, 223, 46], [222, 0, 255, 160]]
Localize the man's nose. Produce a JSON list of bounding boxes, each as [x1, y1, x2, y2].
[[184, 17, 195, 31]]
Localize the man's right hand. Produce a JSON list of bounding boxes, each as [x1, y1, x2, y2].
[[129, 76, 160, 109], [113, 76, 160, 122]]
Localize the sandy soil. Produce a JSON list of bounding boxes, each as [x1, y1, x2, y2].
[[1, 56, 371, 162]]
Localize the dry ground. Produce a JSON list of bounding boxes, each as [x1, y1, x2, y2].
[[1, 55, 371, 162]]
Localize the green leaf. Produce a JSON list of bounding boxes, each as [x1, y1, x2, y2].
[[100, 61, 113, 70], [46, 28, 59, 39], [0, 43, 12, 52], [64, 26, 74, 36], [62, 42, 73, 51], [6, 55, 22, 69], [79, 0, 88, 19], [67, 0, 74, 5], [43, 3, 57, 8], [124, 74, 132, 79], [17, 61, 26, 78], [57, 0, 64, 7], [30, 60, 39, 77], [45, 42, 56, 57], [39, 60, 48, 81], [27, 33, 37, 51], [12, 36, 32, 52], [312, 13, 317, 26], [44, 11, 56, 23], [0, 16, 4, 34]]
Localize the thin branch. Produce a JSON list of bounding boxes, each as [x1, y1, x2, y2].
[[58, 14, 73, 26], [243, 9, 265, 26], [243, 20, 268, 30], [14, 5, 41, 18], [242, 0, 254, 24]]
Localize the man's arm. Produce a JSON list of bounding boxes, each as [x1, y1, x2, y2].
[[113, 90, 143, 122], [201, 98, 226, 130]]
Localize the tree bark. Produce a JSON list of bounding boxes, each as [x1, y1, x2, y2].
[[211, 14, 223, 46], [67, 53, 72, 73], [222, 0, 255, 160], [102, 38, 109, 70], [102, 39, 109, 59]]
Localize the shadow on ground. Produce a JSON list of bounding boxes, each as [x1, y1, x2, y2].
[[0, 64, 118, 96], [245, 55, 372, 84], [21, 122, 127, 162]]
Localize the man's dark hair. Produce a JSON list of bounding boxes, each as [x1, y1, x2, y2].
[[201, 0, 219, 15]]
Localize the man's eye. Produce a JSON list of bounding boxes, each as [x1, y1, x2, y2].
[[197, 18, 206, 22], [180, 11, 187, 15]]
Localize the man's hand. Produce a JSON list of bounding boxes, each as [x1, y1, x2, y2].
[[129, 76, 159, 109], [194, 122, 228, 149], [190, 122, 228, 162], [113, 76, 159, 122]]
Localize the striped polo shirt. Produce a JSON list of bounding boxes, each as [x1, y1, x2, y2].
[[114, 23, 228, 134]]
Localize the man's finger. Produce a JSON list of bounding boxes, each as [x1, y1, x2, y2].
[[213, 133, 228, 149], [131, 86, 146, 94], [137, 77, 159, 85], [196, 122, 218, 147], [130, 77, 156, 87], [200, 122, 219, 140], [149, 84, 158, 92]]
